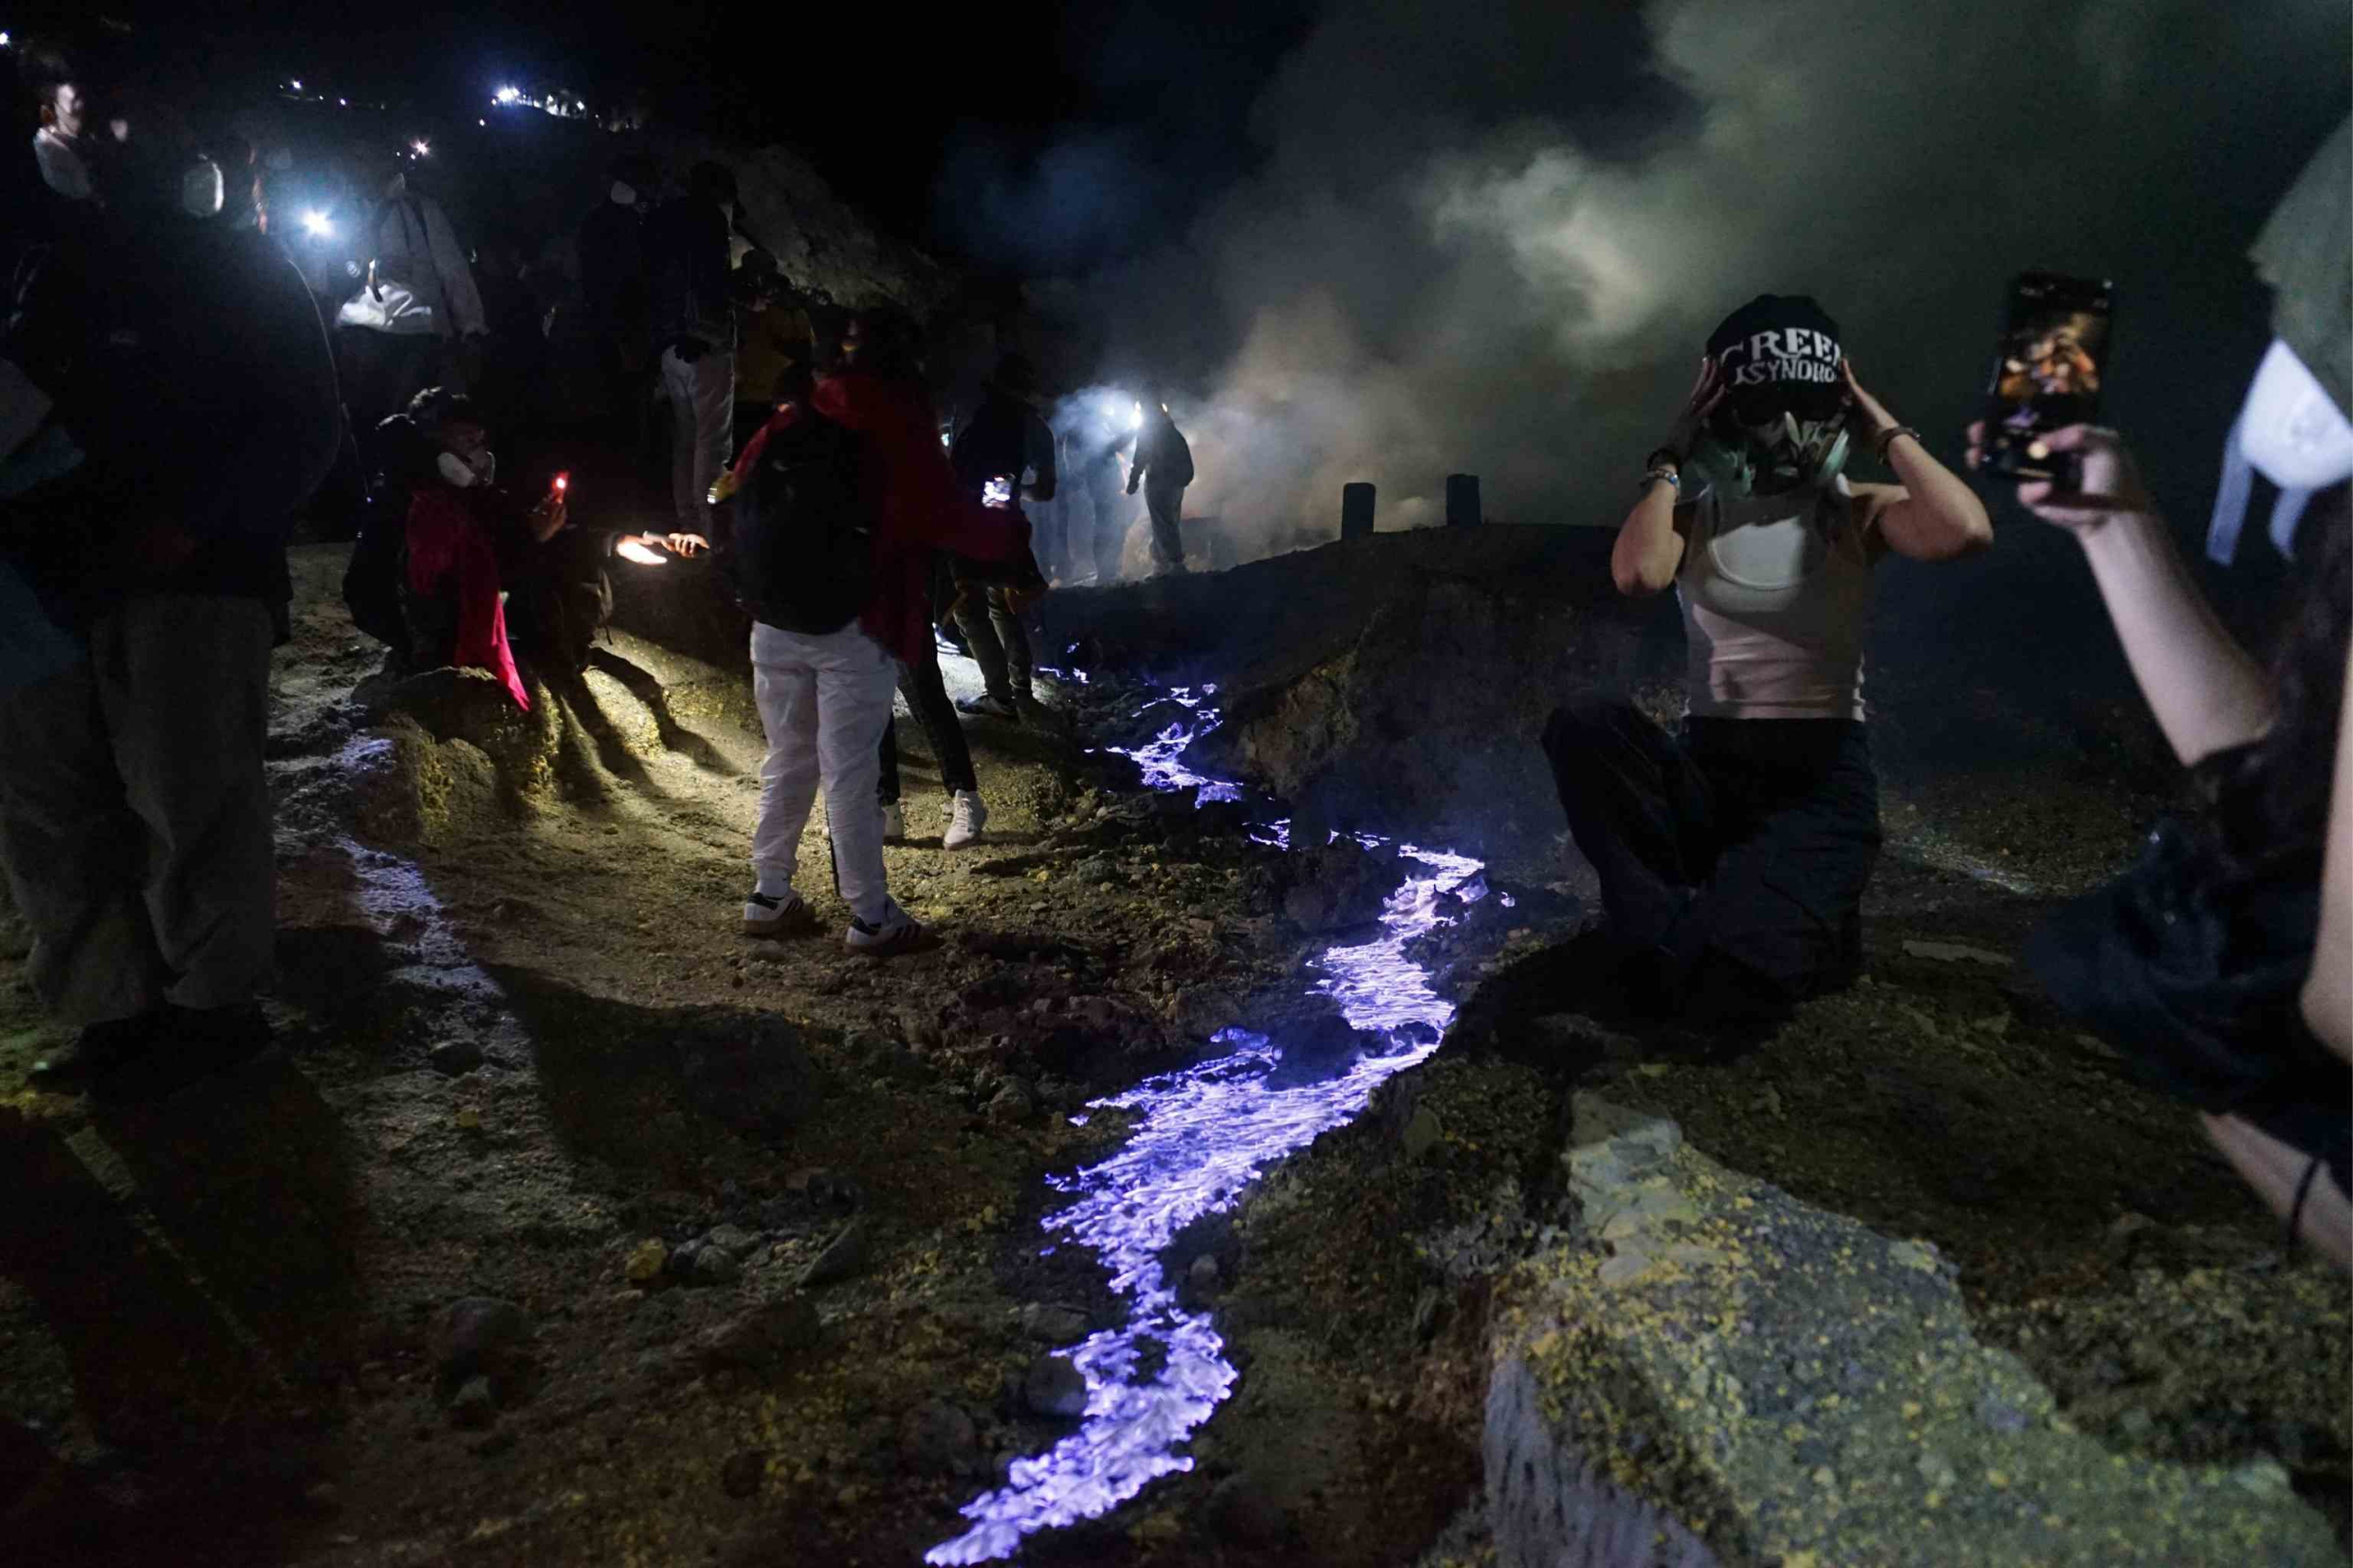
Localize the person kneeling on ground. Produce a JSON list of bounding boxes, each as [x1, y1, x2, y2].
[[2003, 121, 2352, 1269], [949, 353, 1055, 722], [722, 312, 1027, 956], [402, 392, 590, 710], [1544, 293, 1991, 1026]]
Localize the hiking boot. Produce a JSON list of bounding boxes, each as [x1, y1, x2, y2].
[[880, 801, 906, 845], [944, 790, 988, 850], [88, 1005, 271, 1105], [29, 1013, 161, 1086], [743, 888, 819, 940], [846, 898, 925, 959], [956, 692, 1022, 722]]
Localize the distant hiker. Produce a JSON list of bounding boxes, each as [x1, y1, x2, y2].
[[2006, 121, 2353, 1270], [333, 144, 489, 489], [0, 81, 340, 1100], [646, 159, 739, 535], [948, 353, 1055, 721], [1127, 396, 1195, 575], [1544, 293, 1991, 1026], [730, 247, 814, 452], [575, 152, 655, 444], [723, 312, 1027, 956]]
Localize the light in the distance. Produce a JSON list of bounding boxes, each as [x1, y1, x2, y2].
[[1127, 401, 1143, 431], [290, 78, 301, 90], [494, 85, 520, 105], [616, 538, 667, 567], [410, 139, 430, 157], [301, 210, 335, 239]]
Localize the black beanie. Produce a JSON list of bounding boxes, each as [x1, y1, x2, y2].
[[1707, 294, 1845, 419]]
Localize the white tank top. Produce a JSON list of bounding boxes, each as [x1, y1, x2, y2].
[[1676, 475, 1875, 721]]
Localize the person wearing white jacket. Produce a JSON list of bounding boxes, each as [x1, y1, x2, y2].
[[334, 157, 487, 506]]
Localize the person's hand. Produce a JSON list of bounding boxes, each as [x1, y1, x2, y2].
[[1964, 421, 2155, 536], [1663, 356, 1727, 459], [1838, 357, 1896, 441], [664, 532, 709, 557], [527, 494, 569, 543], [1125, 476, 1140, 495]]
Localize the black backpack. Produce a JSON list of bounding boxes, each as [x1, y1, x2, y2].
[[733, 412, 874, 635]]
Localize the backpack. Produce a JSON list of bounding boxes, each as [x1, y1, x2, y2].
[[342, 414, 432, 649], [733, 412, 874, 635]]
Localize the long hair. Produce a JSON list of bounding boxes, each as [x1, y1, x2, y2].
[[2200, 483, 2352, 888]]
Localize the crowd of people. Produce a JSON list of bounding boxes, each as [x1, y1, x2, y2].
[[1, 14, 2345, 1303]]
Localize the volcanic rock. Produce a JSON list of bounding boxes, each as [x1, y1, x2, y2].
[[1022, 1354, 1087, 1419], [899, 1400, 981, 1478], [1017, 1304, 1091, 1344], [697, 1296, 823, 1373]]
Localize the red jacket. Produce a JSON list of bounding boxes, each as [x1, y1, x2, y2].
[[405, 485, 530, 710], [728, 370, 1024, 665]]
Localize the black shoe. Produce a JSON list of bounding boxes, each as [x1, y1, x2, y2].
[[89, 1006, 272, 1105], [29, 1015, 162, 1086], [956, 692, 1022, 722]]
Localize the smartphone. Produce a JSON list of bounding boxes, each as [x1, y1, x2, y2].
[[1983, 272, 2113, 483]]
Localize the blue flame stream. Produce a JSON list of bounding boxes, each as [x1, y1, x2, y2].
[[925, 674, 1483, 1564]]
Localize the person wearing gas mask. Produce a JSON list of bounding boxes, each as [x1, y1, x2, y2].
[[1543, 293, 1991, 1025], [1995, 121, 2352, 1270], [334, 144, 489, 462], [0, 78, 340, 1099]]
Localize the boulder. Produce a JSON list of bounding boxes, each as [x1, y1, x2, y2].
[[1483, 1096, 2343, 1567]]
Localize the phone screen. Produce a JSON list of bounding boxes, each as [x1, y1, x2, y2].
[[1984, 272, 2113, 480]]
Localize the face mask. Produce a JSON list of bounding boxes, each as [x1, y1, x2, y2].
[[438, 449, 494, 488], [181, 159, 224, 218], [610, 180, 637, 206], [2208, 338, 2353, 563]]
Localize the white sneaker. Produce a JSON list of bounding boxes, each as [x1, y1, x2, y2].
[[846, 897, 924, 958], [944, 790, 988, 851], [743, 888, 818, 940], [881, 801, 906, 844]]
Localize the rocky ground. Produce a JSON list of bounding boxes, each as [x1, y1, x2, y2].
[[1, 530, 2345, 1566]]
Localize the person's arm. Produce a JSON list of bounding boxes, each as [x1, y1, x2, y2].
[[2304, 634, 2353, 1053], [426, 199, 487, 339], [1842, 359, 1992, 561], [1968, 421, 2274, 767], [1612, 357, 1722, 597]]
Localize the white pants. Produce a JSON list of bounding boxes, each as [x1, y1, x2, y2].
[[661, 344, 734, 533], [749, 620, 897, 924]]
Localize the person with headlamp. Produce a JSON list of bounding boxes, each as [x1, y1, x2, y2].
[[1543, 293, 1992, 1025]]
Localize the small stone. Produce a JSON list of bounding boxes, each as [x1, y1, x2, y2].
[[449, 1376, 496, 1430], [1018, 1303, 1091, 1344], [721, 1449, 767, 1499], [2118, 1406, 2154, 1438], [698, 1296, 824, 1372], [428, 1039, 484, 1076], [1975, 1392, 2031, 1436], [987, 1081, 1037, 1125], [705, 1224, 759, 1256], [898, 1400, 980, 1477], [691, 1246, 743, 1286], [1023, 1354, 1087, 1418], [302, 1481, 343, 1514], [1207, 1472, 1288, 1544], [1400, 1105, 1441, 1160], [1189, 1254, 1222, 1290], [801, 1216, 873, 1289], [623, 1239, 667, 1284], [437, 1297, 529, 1382]]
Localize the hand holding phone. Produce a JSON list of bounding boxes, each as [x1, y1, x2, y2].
[[1982, 272, 2113, 486]]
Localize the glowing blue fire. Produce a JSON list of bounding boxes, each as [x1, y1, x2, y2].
[[926, 682, 1483, 1564]]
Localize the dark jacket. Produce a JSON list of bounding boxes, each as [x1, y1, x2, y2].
[[644, 196, 733, 355], [576, 196, 647, 336], [950, 388, 1058, 504], [1131, 415, 1194, 492], [4, 212, 341, 618]]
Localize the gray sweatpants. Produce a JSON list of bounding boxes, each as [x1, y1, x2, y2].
[[0, 596, 276, 1025], [661, 344, 735, 533]]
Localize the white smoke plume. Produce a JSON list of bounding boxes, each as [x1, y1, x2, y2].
[[1043, 0, 2347, 564]]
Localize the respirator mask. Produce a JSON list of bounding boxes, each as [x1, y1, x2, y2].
[[438, 449, 495, 488], [1690, 399, 1850, 501], [2207, 338, 2353, 563]]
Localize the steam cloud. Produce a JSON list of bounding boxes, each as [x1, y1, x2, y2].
[[1035, 0, 2347, 564]]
